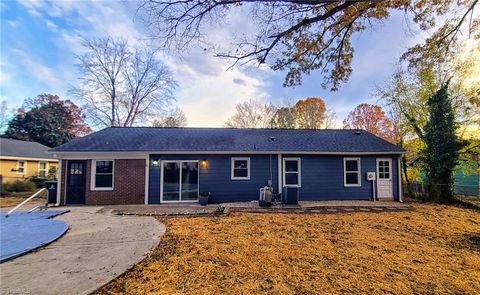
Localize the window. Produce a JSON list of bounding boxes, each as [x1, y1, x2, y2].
[[344, 158, 361, 186], [38, 162, 48, 177], [283, 158, 301, 187], [17, 161, 26, 174], [91, 160, 114, 190], [231, 157, 250, 180]]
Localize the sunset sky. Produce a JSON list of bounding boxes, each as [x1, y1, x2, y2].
[[1, 1, 433, 128]]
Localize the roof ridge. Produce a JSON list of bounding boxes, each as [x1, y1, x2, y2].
[[106, 126, 362, 131]]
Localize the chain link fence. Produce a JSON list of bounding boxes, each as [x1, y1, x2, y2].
[[404, 181, 480, 199]]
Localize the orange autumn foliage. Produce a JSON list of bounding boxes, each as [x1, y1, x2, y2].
[[343, 103, 396, 143], [293, 97, 326, 129]]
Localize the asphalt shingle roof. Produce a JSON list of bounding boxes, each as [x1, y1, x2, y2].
[[0, 138, 55, 159], [51, 127, 405, 153]]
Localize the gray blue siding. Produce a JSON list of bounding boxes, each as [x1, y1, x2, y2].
[[287, 155, 399, 201], [148, 154, 401, 203], [149, 154, 279, 203]]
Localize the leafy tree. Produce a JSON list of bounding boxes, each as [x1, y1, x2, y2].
[[421, 83, 467, 202], [294, 97, 326, 129], [138, 0, 478, 90], [73, 37, 177, 127], [343, 103, 395, 143], [151, 107, 188, 127], [224, 99, 276, 128], [4, 94, 91, 147]]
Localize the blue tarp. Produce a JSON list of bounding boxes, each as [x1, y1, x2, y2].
[[0, 210, 69, 262]]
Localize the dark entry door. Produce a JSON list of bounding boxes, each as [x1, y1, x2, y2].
[[66, 160, 86, 204]]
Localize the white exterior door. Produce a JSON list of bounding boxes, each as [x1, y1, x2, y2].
[[377, 159, 393, 199]]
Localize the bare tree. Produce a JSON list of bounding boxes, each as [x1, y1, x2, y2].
[[138, 0, 478, 90], [151, 107, 188, 127], [323, 108, 337, 129], [73, 37, 176, 127], [270, 107, 296, 129], [224, 99, 276, 128], [0, 100, 11, 132]]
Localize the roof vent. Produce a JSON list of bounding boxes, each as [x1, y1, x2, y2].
[[270, 136, 275, 141], [354, 129, 362, 135]]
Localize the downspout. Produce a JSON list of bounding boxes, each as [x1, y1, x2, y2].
[[277, 154, 282, 195], [55, 159, 62, 207], [269, 154, 272, 186], [398, 157, 403, 202]]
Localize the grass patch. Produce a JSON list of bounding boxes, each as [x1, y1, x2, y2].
[[98, 203, 480, 295]]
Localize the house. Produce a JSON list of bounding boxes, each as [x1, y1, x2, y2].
[[0, 138, 58, 183], [50, 127, 405, 205]]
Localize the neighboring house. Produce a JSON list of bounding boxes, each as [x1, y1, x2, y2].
[[0, 138, 58, 183], [50, 127, 405, 205]]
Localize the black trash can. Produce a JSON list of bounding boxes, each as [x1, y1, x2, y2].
[[45, 180, 58, 204]]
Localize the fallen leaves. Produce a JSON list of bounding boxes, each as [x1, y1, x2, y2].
[[98, 203, 480, 294]]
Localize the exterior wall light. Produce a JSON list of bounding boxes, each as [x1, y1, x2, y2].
[[201, 159, 208, 169]]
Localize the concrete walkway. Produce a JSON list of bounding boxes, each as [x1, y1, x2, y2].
[[0, 207, 165, 295]]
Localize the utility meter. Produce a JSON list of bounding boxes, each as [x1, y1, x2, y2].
[[366, 172, 376, 181]]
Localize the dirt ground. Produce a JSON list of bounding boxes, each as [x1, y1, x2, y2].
[[99, 203, 480, 294]]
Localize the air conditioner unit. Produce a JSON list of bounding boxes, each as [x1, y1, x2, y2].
[[366, 172, 376, 181]]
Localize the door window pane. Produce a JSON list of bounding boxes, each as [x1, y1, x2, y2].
[[181, 162, 199, 200], [163, 162, 180, 201], [378, 160, 390, 179]]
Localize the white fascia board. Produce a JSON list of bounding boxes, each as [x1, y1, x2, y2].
[[51, 150, 405, 159], [0, 156, 58, 162]]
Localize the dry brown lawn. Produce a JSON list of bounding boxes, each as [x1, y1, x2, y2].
[[0, 191, 47, 208], [99, 203, 480, 294]]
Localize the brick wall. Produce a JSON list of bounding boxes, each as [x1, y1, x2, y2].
[[85, 159, 146, 205], [61, 159, 145, 205]]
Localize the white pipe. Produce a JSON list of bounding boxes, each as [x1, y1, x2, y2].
[[55, 160, 62, 206], [277, 154, 282, 194], [398, 157, 403, 202], [6, 188, 46, 217]]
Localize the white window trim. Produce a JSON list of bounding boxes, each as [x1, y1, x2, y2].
[[231, 157, 250, 180], [90, 159, 115, 191], [283, 157, 301, 188], [376, 158, 392, 180], [17, 160, 26, 174], [38, 161, 48, 177], [344, 157, 361, 187]]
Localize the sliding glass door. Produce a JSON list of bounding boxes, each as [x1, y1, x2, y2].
[[161, 161, 199, 202]]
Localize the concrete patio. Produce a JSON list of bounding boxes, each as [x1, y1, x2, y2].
[[0, 206, 165, 295], [107, 200, 411, 216]]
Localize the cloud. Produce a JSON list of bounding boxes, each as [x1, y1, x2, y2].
[[11, 49, 64, 90], [7, 20, 19, 28], [11, 0, 271, 128], [233, 78, 247, 86]]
